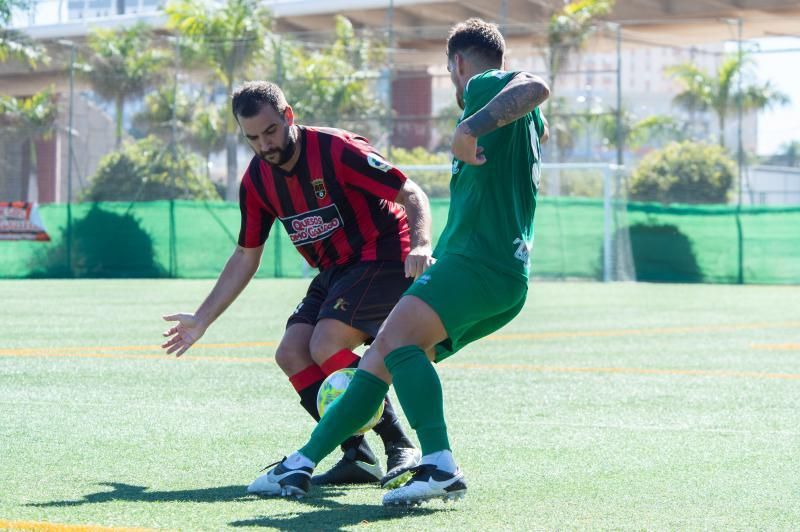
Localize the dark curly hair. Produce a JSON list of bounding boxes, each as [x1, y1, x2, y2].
[[446, 18, 505, 65], [231, 81, 288, 119]]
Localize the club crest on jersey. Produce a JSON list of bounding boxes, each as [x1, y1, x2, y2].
[[367, 153, 392, 172], [312, 178, 327, 199]]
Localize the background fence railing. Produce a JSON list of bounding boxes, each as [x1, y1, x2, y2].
[[3, 163, 799, 284]]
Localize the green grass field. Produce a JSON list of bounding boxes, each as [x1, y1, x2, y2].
[[1, 279, 799, 531]]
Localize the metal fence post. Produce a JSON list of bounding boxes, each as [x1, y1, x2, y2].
[[603, 165, 612, 282]]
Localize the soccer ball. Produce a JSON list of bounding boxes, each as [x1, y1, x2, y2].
[[317, 368, 384, 435]]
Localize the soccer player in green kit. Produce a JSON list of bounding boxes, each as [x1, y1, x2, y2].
[[248, 18, 550, 505]]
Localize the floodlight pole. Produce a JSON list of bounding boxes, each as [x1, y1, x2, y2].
[[603, 166, 612, 282], [169, 35, 181, 278], [615, 23, 623, 167], [59, 39, 76, 278], [736, 17, 744, 284], [386, 0, 395, 158]]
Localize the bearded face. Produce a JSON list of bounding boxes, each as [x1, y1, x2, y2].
[[238, 104, 298, 167]]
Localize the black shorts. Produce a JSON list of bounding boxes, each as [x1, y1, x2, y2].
[[286, 260, 413, 339]]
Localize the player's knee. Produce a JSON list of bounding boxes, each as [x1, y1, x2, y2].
[[308, 334, 337, 366], [359, 348, 391, 382], [369, 333, 407, 359], [274, 344, 308, 374]]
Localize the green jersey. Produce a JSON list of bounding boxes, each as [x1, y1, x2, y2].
[[434, 69, 544, 280]]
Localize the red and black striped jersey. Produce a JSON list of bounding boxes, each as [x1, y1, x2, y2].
[[238, 126, 411, 270]]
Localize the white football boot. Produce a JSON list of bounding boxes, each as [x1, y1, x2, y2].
[[247, 456, 313, 498], [382, 464, 467, 506]]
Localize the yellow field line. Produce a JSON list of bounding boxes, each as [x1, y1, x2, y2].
[[2, 320, 797, 358], [1, 348, 796, 380], [0, 341, 276, 356], [489, 320, 800, 341], [1, 352, 275, 363], [752, 343, 800, 351], [0, 519, 152, 532], [445, 362, 800, 380]]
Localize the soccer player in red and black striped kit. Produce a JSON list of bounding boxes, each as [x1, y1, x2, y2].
[[160, 81, 433, 489]]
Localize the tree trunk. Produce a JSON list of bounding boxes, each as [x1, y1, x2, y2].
[[546, 74, 561, 196], [225, 79, 239, 201], [19, 139, 30, 201], [115, 95, 124, 148], [225, 132, 238, 202], [718, 114, 726, 148], [27, 138, 38, 202]]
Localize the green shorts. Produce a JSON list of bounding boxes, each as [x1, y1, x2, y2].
[[404, 253, 528, 361]]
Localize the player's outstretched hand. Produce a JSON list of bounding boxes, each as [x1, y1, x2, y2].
[[405, 245, 435, 279], [451, 123, 486, 166], [161, 313, 206, 357]]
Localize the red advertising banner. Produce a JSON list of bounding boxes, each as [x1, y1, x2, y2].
[[0, 202, 51, 241]]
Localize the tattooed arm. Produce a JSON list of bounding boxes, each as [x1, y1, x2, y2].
[[452, 72, 550, 165]]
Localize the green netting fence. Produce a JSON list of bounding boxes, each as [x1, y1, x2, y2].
[[2, 199, 799, 284]]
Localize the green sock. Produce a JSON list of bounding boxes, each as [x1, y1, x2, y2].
[[385, 345, 450, 454], [299, 369, 388, 464]]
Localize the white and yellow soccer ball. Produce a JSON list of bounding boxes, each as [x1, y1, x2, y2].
[[316, 368, 384, 435]]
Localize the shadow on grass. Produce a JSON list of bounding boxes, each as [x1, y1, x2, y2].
[[30, 205, 167, 278], [30, 482, 454, 528], [28, 482, 250, 506], [231, 493, 445, 530], [231, 486, 452, 529]]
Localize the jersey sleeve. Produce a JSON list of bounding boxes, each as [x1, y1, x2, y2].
[[462, 69, 516, 116], [237, 169, 275, 248], [336, 136, 408, 201]]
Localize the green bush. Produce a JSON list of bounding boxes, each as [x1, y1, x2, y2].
[[390, 147, 451, 197], [630, 141, 736, 204], [82, 136, 220, 201]]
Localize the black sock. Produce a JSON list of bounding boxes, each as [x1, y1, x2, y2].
[[298, 383, 322, 422], [372, 395, 415, 449]]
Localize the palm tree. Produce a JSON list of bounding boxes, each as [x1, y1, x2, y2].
[[166, 0, 272, 201], [542, 0, 614, 194], [0, 88, 58, 200], [0, 0, 46, 67], [590, 105, 683, 153], [271, 16, 387, 138], [188, 104, 226, 182], [545, 0, 614, 107], [132, 86, 194, 142], [133, 86, 226, 182], [544, 0, 614, 160], [667, 53, 789, 148], [0, 0, 24, 22], [769, 140, 800, 167], [79, 23, 169, 148]]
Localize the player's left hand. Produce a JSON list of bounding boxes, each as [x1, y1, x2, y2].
[[452, 123, 486, 166], [405, 246, 434, 279]]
